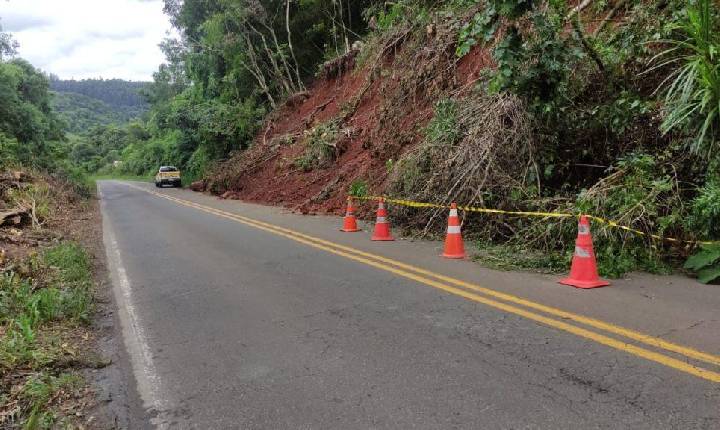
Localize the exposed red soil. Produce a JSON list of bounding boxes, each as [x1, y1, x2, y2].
[[202, 2, 620, 217], [207, 39, 494, 217]]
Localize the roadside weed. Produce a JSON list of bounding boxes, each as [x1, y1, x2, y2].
[[294, 120, 341, 172], [655, 0, 720, 157], [0, 242, 94, 427], [348, 180, 369, 198], [684, 243, 720, 284], [6, 183, 52, 227]]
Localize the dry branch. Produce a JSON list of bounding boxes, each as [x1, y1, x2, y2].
[[0, 208, 29, 227], [388, 92, 536, 236]]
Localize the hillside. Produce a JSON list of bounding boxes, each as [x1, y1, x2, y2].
[[87, 0, 720, 281], [49, 78, 150, 133], [49, 78, 149, 109], [50, 91, 145, 134], [200, 0, 720, 278]]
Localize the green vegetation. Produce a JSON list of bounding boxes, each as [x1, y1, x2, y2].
[[425, 99, 461, 147], [63, 0, 380, 181], [50, 91, 144, 135], [0, 57, 64, 169], [0, 24, 92, 194], [49, 77, 148, 111], [378, 0, 720, 279], [2, 1, 719, 281], [349, 179, 369, 198], [48, 78, 152, 178], [295, 120, 341, 172], [655, 0, 720, 157], [684, 243, 720, 284], [0, 243, 95, 427]]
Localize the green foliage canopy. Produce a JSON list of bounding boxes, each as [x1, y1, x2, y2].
[[0, 58, 64, 167]]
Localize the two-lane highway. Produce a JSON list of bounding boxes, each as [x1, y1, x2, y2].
[[99, 181, 719, 429]]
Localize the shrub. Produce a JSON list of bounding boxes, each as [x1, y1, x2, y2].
[[6, 182, 52, 227], [686, 180, 720, 240], [655, 0, 720, 157], [348, 180, 369, 197], [684, 243, 720, 284], [425, 99, 461, 146], [575, 153, 682, 276], [363, 1, 431, 31], [294, 120, 341, 172], [0, 132, 20, 168], [186, 146, 212, 183]]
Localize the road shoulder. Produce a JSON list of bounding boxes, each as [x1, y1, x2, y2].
[[144, 182, 720, 357]]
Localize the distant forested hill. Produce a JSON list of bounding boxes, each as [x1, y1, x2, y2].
[[50, 91, 145, 134], [49, 78, 149, 109], [49, 78, 150, 134]]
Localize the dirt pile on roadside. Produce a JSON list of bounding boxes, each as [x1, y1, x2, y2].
[[206, 17, 493, 217]]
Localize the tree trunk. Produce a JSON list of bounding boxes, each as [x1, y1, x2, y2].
[[286, 0, 305, 90], [241, 32, 277, 108], [249, 23, 294, 95]]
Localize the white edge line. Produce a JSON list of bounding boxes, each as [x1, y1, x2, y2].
[[99, 183, 172, 427]]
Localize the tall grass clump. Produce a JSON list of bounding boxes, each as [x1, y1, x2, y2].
[[1, 242, 94, 427], [655, 0, 720, 157]]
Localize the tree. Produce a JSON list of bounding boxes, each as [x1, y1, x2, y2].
[[0, 58, 64, 166], [0, 20, 18, 61], [90, 0, 381, 179]]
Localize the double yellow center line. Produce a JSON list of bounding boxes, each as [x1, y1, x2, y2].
[[127, 183, 720, 383]]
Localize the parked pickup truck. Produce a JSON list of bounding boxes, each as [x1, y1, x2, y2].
[[154, 166, 181, 188]]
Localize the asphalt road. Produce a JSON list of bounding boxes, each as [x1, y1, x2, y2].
[[99, 181, 720, 429]]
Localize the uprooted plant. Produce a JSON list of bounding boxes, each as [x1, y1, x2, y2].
[[294, 120, 345, 172], [388, 92, 536, 236]]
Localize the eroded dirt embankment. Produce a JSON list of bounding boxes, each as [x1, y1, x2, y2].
[[206, 27, 493, 217]]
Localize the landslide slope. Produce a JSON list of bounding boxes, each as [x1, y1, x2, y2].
[[207, 16, 490, 216]]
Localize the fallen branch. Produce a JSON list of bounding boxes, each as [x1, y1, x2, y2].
[[304, 98, 335, 128], [593, 0, 628, 37], [572, 16, 605, 73], [567, 0, 593, 19], [0, 208, 28, 227]]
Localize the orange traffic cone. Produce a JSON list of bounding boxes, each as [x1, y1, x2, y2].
[[371, 198, 394, 241], [559, 216, 610, 289], [442, 203, 466, 259], [340, 197, 361, 232]]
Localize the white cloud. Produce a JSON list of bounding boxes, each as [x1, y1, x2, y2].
[[0, 0, 176, 81]]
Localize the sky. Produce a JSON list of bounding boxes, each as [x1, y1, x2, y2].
[[0, 0, 175, 81]]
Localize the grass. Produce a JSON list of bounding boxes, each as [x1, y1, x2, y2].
[[0, 242, 95, 428], [17, 372, 84, 429], [472, 241, 571, 274], [348, 179, 369, 198]]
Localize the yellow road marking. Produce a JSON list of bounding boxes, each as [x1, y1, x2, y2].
[[125, 183, 720, 383], [146, 187, 720, 369]]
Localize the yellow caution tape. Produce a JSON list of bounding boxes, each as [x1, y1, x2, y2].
[[351, 195, 716, 246]]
